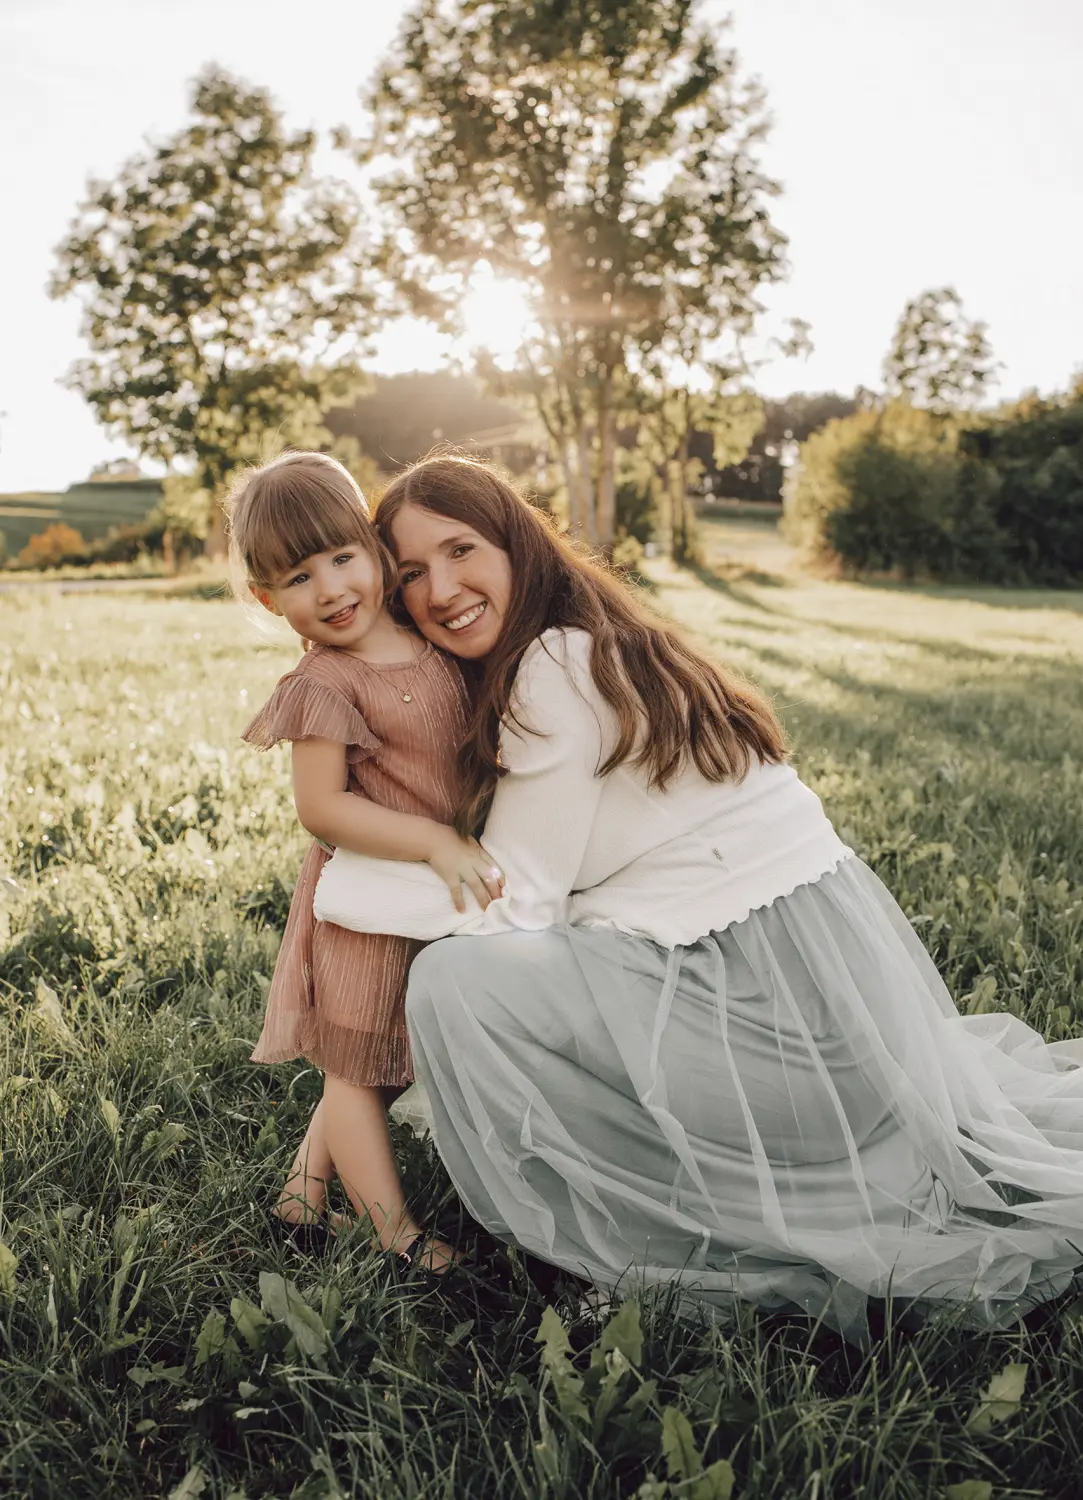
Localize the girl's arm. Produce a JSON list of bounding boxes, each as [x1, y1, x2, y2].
[[313, 631, 610, 939], [292, 738, 502, 913]]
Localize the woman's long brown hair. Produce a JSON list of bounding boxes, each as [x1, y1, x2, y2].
[[376, 456, 787, 835]]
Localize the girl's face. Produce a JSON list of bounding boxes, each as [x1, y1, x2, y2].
[[258, 544, 386, 651], [391, 503, 512, 660]]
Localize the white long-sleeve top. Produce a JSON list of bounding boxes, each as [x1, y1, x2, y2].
[[313, 627, 853, 950]]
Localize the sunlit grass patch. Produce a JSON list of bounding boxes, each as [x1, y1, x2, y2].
[[3, 565, 1083, 1497]]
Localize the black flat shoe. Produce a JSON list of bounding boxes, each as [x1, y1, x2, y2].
[[267, 1206, 331, 1255], [382, 1232, 463, 1281]]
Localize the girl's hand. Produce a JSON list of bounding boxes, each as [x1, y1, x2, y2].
[[425, 827, 505, 913]]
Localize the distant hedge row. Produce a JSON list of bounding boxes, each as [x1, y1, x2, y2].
[[783, 388, 1083, 585]]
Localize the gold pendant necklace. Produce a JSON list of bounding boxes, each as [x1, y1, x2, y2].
[[364, 637, 425, 705]]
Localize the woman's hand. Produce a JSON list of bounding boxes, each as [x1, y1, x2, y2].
[[425, 826, 505, 913]]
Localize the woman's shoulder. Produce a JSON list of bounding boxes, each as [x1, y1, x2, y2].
[[510, 629, 604, 726], [520, 627, 594, 676]]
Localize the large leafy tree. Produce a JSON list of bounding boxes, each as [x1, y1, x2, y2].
[[50, 67, 371, 553], [357, 0, 788, 551], [883, 287, 999, 413]]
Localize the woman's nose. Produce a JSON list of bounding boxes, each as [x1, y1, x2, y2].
[[426, 562, 460, 608]]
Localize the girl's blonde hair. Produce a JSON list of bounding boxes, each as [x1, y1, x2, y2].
[[226, 450, 397, 598]]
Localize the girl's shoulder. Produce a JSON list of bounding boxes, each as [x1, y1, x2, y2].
[[283, 643, 367, 690], [242, 645, 378, 753]]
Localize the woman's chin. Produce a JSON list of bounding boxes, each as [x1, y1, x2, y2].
[[444, 633, 494, 660], [435, 619, 500, 659]]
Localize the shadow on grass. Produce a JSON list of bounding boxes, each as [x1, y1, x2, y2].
[[688, 558, 1081, 666], [687, 562, 788, 613], [860, 577, 1083, 614], [776, 658, 1083, 798]]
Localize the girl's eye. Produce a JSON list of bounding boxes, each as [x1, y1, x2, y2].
[[287, 573, 308, 587], [333, 553, 352, 564]]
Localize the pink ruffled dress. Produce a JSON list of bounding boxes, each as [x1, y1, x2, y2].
[[241, 641, 468, 1087]]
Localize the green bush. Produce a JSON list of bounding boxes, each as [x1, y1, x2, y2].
[[784, 390, 1083, 584], [963, 387, 1083, 584], [614, 448, 660, 546]]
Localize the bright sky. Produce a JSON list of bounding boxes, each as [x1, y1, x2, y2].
[[2, 0, 1081, 492]]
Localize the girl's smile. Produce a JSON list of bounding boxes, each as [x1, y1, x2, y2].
[[260, 546, 389, 654]]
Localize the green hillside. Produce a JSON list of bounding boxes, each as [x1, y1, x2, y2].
[[0, 479, 164, 559]]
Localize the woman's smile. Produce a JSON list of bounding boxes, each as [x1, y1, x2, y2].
[[442, 601, 487, 632], [391, 504, 511, 659]]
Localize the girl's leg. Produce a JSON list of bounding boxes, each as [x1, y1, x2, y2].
[[277, 1098, 334, 1224], [321, 1073, 457, 1270]]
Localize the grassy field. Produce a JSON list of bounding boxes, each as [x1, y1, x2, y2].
[[2, 522, 1083, 1498]]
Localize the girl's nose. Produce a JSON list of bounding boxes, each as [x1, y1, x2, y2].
[[316, 570, 343, 604]]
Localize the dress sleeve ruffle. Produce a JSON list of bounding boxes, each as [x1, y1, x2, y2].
[[242, 674, 380, 765]]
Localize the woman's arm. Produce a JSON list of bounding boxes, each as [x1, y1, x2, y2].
[[292, 739, 502, 912], [313, 631, 611, 939]]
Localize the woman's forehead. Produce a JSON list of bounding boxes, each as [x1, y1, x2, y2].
[[390, 504, 482, 559]]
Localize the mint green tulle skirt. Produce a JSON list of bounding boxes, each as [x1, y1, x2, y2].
[[400, 859, 1083, 1342]]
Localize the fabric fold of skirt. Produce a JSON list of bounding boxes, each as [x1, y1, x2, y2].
[[403, 858, 1083, 1343]]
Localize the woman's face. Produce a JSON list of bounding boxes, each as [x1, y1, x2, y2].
[[390, 502, 513, 660]]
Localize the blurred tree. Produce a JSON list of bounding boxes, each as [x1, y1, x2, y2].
[[708, 390, 858, 501], [18, 523, 87, 569], [883, 287, 999, 412], [355, 0, 787, 552], [961, 385, 1083, 583], [50, 67, 372, 555], [87, 459, 143, 483], [145, 474, 210, 573], [638, 381, 763, 559], [326, 372, 525, 467]]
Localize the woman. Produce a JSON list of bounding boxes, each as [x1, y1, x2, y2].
[[314, 455, 1083, 1341]]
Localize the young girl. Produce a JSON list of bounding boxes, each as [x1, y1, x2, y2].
[[229, 450, 503, 1270]]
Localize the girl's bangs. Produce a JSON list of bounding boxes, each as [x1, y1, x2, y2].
[[248, 486, 372, 586]]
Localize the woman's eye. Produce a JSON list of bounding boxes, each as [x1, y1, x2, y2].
[[399, 569, 422, 587], [451, 544, 473, 559]]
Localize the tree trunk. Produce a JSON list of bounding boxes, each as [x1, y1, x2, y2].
[[560, 440, 582, 533], [596, 380, 616, 555], [575, 423, 597, 546], [677, 419, 691, 563], [667, 462, 680, 561], [204, 504, 227, 560]]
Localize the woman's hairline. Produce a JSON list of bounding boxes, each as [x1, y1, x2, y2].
[[382, 497, 507, 566]]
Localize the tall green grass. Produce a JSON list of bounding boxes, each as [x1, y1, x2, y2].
[[2, 559, 1083, 1499]]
